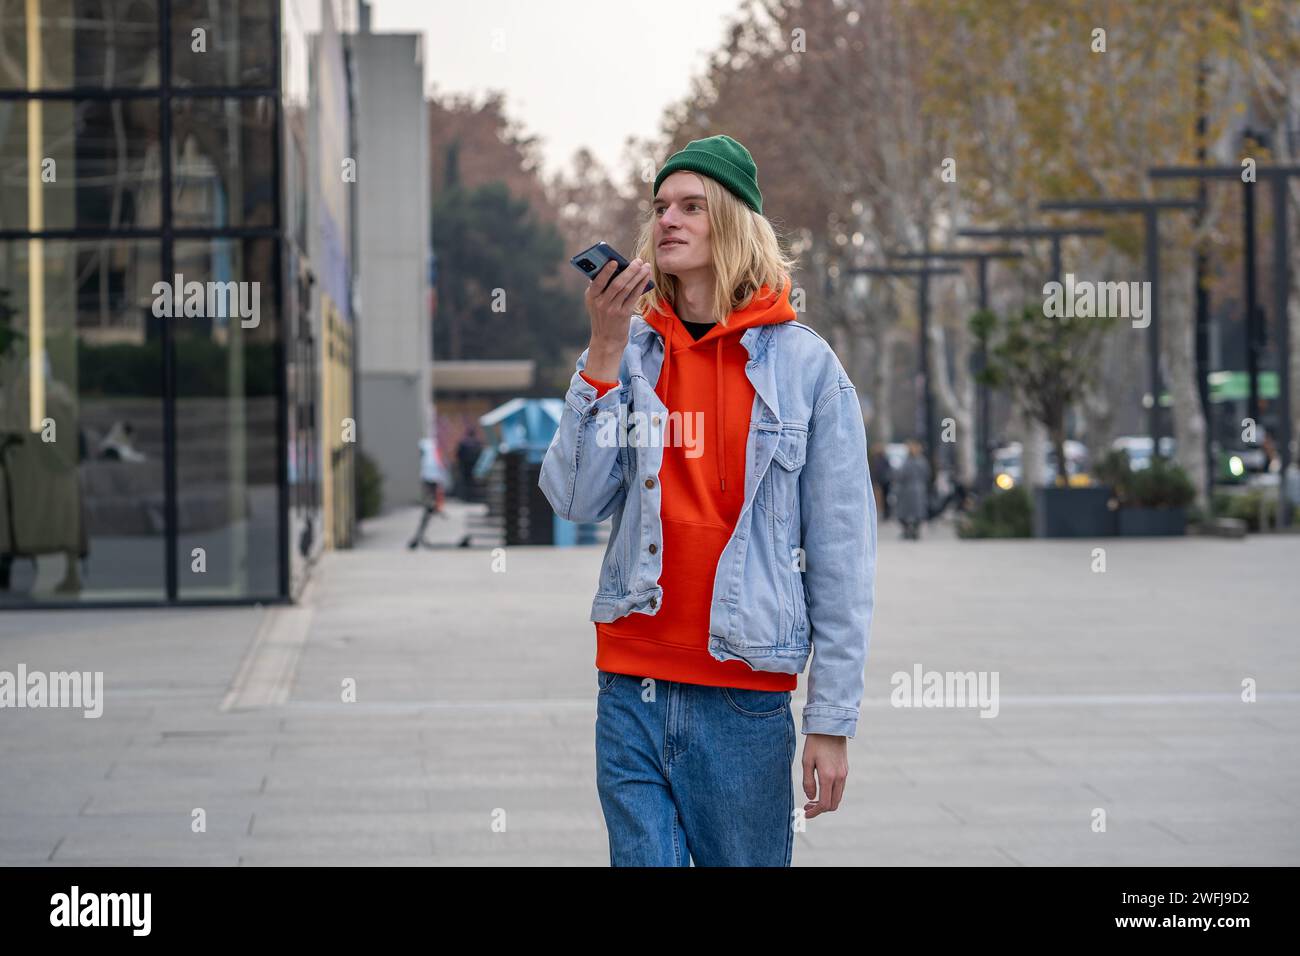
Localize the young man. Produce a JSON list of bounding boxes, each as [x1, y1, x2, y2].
[[540, 134, 877, 866]]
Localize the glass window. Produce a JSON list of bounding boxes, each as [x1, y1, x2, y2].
[[170, 236, 278, 599], [0, 98, 163, 232], [0, 238, 165, 602], [170, 96, 276, 229], [170, 0, 275, 89], [0, 0, 160, 91]]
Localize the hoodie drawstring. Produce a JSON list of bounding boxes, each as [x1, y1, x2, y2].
[[647, 285, 792, 499], [659, 317, 673, 400], [715, 336, 726, 492], [656, 315, 726, 493]]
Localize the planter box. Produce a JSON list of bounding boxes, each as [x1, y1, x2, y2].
[[1118, 507, 1186, 536], [1033, 485, 1117, 538]]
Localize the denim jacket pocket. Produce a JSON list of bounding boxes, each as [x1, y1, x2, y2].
[[761, 426, 807, 521], [773, 426, 807, 471]]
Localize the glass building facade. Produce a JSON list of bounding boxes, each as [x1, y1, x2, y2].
[[0, 0, 358, 605]]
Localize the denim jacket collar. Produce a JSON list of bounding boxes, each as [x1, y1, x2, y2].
[[630, 316, 783, 422]]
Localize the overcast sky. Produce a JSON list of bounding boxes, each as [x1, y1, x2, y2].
[[370, 0, 746, 181]]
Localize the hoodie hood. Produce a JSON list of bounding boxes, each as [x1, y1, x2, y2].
[[641, 282, 796, 492]]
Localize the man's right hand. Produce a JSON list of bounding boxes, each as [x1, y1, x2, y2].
[[584, 258, 651, 381]]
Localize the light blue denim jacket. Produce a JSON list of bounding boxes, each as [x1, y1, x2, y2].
[[539, 315, 877, 737]]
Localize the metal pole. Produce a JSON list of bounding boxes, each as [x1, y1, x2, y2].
[[1195, 194, 1212, 495], [854, 263, 962, 500], [1244, 180, 1260, 428], [1038, 200, 1199, 465], [976, 258, 991, 494], [889, 247, 1022, 497], [1049, 235, 1065, 481], [1272, 176, 1293, 527], [1146, 208, 1162, 457], [918, 272, 936, 483], [1147, 164, 1300, 522], [1194, 60, 1214, 504]]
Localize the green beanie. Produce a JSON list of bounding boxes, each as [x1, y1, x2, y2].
[[653, 134, 763, 214]]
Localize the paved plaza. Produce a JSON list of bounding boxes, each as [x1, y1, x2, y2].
[[1, 503, 1297, 866]]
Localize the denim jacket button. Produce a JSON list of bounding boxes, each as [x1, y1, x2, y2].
[[648, 543, 657, 554], [649, 596, 657, 608], [644, 477, 655, 489]]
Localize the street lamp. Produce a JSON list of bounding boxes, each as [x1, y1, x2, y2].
[[1038, 199, 1202, 460], [845, 262, 961, 489], [1149, 164, 1300, 528], [957, 226, 1107, 285], [888, 248, 1024, 494]]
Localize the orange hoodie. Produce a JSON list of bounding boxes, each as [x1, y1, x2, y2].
[[579, 283, 798, 690]]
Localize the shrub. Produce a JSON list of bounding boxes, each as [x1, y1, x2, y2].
[[1093, 448, 1132, 501], [957, 487, 1033, 538], [1217, 488, 1300, 532], [1126, 456, 1196, 509], [77, 340, 278, 396], [1211, 490, 1233, 517], [355, 448, 384, 520], [1095, 450, 1193, 509]]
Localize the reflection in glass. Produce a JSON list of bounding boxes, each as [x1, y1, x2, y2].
[[170, 0, 275, 89], [0, 98, 162, 232], [170, 97, 276, 229], [171, 237, 278, 599], [0, 0, 160, 91], [0, 239, 165, 601]]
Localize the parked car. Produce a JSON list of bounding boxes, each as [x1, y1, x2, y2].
[[993, 440, 1091, 489], [1110, 435, 1176, 471], [1112, 435, 1270, 485], [1220, 446, 1268, 483]]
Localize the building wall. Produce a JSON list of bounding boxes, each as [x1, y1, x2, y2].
[[305, 0, 359, 553], [0, 0, 369, 605], [350, 30, 431, 512], [0, 1, 289, 604], [362, 374, 425, 506]]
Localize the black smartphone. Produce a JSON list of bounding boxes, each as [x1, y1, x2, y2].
[[570, 241, 654, 294]]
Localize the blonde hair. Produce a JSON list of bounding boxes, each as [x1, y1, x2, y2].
[[631, 173, 799, 326]]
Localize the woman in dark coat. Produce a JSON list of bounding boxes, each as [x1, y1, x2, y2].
[[893, 439, 931, 539]]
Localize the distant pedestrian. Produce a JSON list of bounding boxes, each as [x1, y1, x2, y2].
[[894, 439, 931, 540], [869, 442, 893, 520], [407, 437, 449, 550], [455, 426, 483, 500], [930, 474, 973, 518], [1286, 460, 1300, 518], [1262, 431, 1280, 474]]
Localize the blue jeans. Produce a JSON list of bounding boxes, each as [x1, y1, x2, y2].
[[594, 669, 796, 866]]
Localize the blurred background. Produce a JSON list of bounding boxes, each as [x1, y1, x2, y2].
[[1, 0, 1298, 606]]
